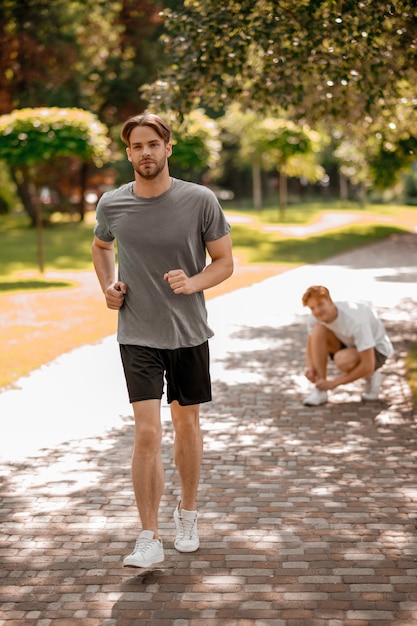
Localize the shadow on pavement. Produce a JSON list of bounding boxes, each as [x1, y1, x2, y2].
[[2, 308, 416, 623]]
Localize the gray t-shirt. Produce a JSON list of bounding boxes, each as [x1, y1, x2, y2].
[[94, 178, 231, 349], [307, 301, 394, 357]]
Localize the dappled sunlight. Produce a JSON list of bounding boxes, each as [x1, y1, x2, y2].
[[401, 486, 417, 500], [1, 233, 417, 622], [2, 353, 416, 622], [193, 273, 417, 622]]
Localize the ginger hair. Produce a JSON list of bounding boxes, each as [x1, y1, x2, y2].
[[302, 285, 332, 307]]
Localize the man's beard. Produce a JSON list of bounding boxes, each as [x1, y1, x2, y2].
[[134, 156, 167, 180]]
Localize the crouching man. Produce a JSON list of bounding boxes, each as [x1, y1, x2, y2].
[[301, 285, 393, 406]]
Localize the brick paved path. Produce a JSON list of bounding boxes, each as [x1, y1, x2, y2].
[[1, 233, 417, 625]]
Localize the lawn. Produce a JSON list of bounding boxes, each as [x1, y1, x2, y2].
[[0, 201, 415, 282]]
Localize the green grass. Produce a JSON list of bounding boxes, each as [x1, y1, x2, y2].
[[0, 214, 96, 275], [222, 199, 417, 225], [0, 204, 411, 276], [230, 223, 407, 265]]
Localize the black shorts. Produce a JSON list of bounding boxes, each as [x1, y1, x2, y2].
[[374, 348, 387, 371], [329, 342, 347, 360], [119, 342, 212, 406]]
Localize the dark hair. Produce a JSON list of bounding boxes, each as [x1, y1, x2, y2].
[[302, 285, 331, 307], [120, 112, 171, 146]]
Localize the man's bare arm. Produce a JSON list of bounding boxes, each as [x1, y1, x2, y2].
[[92, 236, 127, 310], [164, 233, 234, 295]]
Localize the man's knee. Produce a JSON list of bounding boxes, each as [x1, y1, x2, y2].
[[134, 421, 162, 452], [311, 324, 328, 339], [171, 402, 200, 436], [133, 401, 162, 451], [334, 347, 359, 372]]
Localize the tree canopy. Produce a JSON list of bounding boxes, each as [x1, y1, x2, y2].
[[0, 107, 112, 224], [147, 0, 417, 125], [1, 0, 416, 210], [0, 0, 164, 124], [0, 107, 111, 166], [169, 109, 222, 180]]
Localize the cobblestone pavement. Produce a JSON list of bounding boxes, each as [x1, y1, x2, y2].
[[1, 233, 417, 625]]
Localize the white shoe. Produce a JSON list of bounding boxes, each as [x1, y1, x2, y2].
[[123, 530, 164, 568], [362, 371, 382, 400], [303, 388, 328, 406], [174, 503, 199, 553]]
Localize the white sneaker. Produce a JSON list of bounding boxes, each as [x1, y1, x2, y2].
[[303, 388, 328, 406], [362, 371, 382, 400], [123, 530, 164, 568], [174, 503, 199, 553]]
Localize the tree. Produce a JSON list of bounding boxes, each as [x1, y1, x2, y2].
[[0, 107, 111, 269], [75, 0, 166, 124], [370, 138, 417, 190], [367, 84, 417, 190], [146, 0, 417, 126], [329, 82, 417, 203], [0, 0, 80, 114], [0, 0, 165, 123], [168, 109, 222, 182], [0, 107, 111, 220], [220, 106, 324, 214]]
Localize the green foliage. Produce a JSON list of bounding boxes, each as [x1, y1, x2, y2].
[[217, 107, 325, 209], [0, 0, 164, 124], [368, 122, 417, 190], [221, 106, 323, 174], [146, 0, 416, 126], [0, 0, 81, 112], [369, 148, 407, 189], [334, 137, 370, 186], [169, 109, 221, 180], [0, 167, 18, 214], [2, 0, 415, 204], [0, 107, 111, 166]]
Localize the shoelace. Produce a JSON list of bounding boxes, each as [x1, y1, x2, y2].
[[133, 537, 155, 554], [177, 515, 197, 540]]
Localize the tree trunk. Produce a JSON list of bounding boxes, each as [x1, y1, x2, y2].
[[10, 165, 45, 272], [34, 201, 45, 274], [10, 165, 37, 226], [252, 158, 262, 211], [278, 171, 287, 220], [339, 171, 348, 201], [357, 181, 367, 208], [79, 161, 89, 221]]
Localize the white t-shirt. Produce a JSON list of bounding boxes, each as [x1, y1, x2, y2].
[[307, 301, 393, 357]]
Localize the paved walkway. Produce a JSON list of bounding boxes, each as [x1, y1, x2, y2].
[[1, 233, 417, 625]]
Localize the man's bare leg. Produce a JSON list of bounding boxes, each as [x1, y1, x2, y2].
[[310, 324, 342, 378], [170, 401, 202, 552], [334, 347, 361, 373], [131, 399, 164, 537], [171, 401, 202, 511]]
